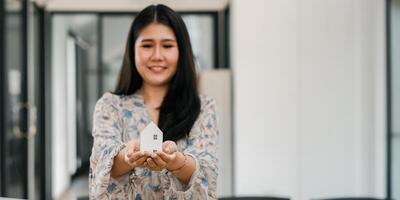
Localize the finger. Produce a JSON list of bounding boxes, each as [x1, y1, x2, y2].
[[162, 141, 171, 153], [150, 153, 167, 167], [125, 147, 132, 157], [157, 151, 175, 163], [128, 151, 145, 163], [126, 140, 138, 154], [162, 143, 170, 154], [163, 141, 177, 154], [133, 146, 139, 152], [125, 142, 136, 157], [135, 156, 149, 166], [146, 157, 158, 169], [132, 140, 140, 151]]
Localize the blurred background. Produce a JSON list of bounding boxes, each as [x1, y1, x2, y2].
[[0, 0, 399, 199]]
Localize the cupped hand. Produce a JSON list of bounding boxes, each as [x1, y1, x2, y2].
[[124, 139, 150, 168], [144, 140, 179, 171]]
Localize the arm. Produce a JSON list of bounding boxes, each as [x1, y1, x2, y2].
[[89, 93, 126, 199], [167, 152, 196, 184], [110, 147, 132, 178], [89, 93, 151, 199], [151, 150, 196, 184], [162, 97, 220, 199]]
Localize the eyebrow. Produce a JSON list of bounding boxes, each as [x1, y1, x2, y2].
[[140, 38, 176, 42]]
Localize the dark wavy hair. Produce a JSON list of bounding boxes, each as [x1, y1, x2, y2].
[[113, 4, 201, 142]]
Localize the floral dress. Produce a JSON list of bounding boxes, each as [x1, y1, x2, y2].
[[89, 92, 219, 199]]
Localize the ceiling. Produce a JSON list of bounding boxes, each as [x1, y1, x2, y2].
[[35, 0, 229, 12]]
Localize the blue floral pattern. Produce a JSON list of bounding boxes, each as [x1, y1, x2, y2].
[[89, 92, 219, 199]]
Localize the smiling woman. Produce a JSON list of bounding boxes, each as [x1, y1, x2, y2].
[[89, 4, 219, 200]]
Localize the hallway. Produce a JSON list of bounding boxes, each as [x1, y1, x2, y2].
[[1, 0, 400, 199]]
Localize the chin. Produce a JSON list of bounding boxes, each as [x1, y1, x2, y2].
[[146, 79, 170, 87]]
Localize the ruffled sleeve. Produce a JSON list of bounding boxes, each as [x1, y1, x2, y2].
[[88, 93, 127, 199], [162, 96, 219, 200]]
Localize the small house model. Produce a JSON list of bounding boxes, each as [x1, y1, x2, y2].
[[140, 121, 163, 153]]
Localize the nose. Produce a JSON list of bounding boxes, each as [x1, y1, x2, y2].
[[151, 45, 163, 61]]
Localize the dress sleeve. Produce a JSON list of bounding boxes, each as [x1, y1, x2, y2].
[[88, 93, 127, 199], [162, 97, 219, 200]]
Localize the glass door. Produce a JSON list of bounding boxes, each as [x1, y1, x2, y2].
[[0, 0, 45, 199], [1, 0, 28, 197]]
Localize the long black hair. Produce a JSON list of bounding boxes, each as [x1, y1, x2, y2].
[[114, 4, 201, 142]]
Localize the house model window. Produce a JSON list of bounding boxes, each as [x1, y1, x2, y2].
[[140, 121, 163, 153]]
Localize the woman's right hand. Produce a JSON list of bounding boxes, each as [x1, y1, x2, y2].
[[123, 139, 150, 168]]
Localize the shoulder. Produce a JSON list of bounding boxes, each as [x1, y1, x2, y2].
[[96, 92, 121, 107], [93, 92, 124, 114], [199, 94, 217, 113], [95, 92, 147, 117]]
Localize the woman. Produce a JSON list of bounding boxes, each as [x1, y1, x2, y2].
[[89, 4, 219, 199]]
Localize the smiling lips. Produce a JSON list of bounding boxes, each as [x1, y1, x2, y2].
[[148, 66, 167, 73]]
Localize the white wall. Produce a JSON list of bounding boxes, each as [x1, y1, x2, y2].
[[231, 0, 386, 199], [231, 0, 298, 197], [51, 16, 71, 198]]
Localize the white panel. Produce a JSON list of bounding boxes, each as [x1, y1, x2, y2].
[[231, 0, 386, 199], [199, 69, 233, 197], [66, 37, 77, 175], [297, 0, 386, 199], [297, 0, 357, 198], [51, 16, 70, 198], [231, 0, 298, 198]]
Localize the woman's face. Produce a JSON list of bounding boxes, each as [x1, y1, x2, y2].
[[135, 22, 179, 87]]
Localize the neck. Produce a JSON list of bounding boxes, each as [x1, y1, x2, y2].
[[140, 83, 168, 109]]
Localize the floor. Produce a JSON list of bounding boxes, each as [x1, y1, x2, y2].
[[57, 175, 89, 200]]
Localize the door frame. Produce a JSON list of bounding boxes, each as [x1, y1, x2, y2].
[[386, 0, 392, 198], [0, 0, 5, 194], [32, 3, 48, 199]]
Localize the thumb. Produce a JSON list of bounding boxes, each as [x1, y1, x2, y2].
[[163, 140, 177, 154], [133, 139, 140, 151]]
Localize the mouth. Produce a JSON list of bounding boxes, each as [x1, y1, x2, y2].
[[148, 66, 167, 73]]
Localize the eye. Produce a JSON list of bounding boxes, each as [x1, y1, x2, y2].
[[163, 45, 173, 48], [141, 44, 153, 48]]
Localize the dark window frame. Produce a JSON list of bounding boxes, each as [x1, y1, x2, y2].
[[34, 4, 47, 200], [0, 0, 5, 194]]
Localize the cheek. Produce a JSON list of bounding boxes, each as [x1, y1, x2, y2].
[[135, 50, 149, 67], [167, 50, 179, 67]]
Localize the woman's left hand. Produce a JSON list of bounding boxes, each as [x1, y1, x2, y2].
[[144, 140, 178, 171]]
